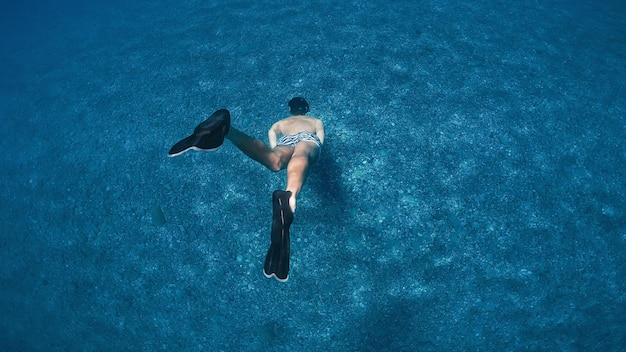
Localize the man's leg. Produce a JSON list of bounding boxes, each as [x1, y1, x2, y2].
[[226, 127, 292, 171], [285, 143, 320, 212], [264, 142, 318, 281]]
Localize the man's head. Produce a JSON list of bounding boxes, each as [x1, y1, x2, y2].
[[288, 97, 310, 115]]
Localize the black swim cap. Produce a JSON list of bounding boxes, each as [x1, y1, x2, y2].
[[288, 97, 310, 115]]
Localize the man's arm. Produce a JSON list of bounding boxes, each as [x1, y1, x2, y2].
[[315, 119, 325, 144], [268, 122, 281, 148]]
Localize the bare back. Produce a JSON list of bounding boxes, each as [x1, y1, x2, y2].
[[268, 115, 325, 148], [272, 116, 319, 135]]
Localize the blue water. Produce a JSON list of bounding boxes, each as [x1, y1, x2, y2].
[[1, 0, 625, 351]]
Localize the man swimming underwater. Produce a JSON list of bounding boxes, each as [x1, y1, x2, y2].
[[168, 97, 325, 282]]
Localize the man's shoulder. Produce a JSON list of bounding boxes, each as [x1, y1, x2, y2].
[[279, 115, 319, 122], [300, 115, 321, 122]]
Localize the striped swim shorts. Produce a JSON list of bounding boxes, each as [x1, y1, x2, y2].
[[276, 132, 322, 149]]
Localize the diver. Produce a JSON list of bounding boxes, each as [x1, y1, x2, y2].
[[168, 97, 325, 282]]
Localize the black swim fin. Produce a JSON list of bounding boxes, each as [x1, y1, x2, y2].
[[168, 109, 230, 157], [263, 190, 293, 282]]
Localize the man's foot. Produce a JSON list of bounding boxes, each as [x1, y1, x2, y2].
[[263, 190, 293, 282], [168, 109, 231, 157], [288, 191, 297, 213]]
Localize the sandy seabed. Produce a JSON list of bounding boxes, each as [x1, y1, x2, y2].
[[1, 0, 625, 351]]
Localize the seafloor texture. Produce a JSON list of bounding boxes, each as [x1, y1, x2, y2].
[[1, 0, 625, 351]]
